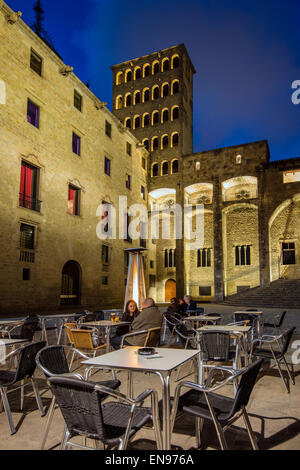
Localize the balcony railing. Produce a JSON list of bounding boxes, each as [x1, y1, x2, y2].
[[19, 250, 35, 263], [19, 193, 41, 212]]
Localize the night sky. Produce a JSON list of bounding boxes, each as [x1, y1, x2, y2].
[[6, 0, 300, 161]]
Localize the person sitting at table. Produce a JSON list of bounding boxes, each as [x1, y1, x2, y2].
[[182, 295, 197, 313], [167, 297, 187, 318], [115, 299, 140, 337], [110, 297, 162, 350]]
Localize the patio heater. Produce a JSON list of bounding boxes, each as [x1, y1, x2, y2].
[[124, 247, 147, 310]]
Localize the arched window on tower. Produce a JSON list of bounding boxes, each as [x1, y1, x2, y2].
[[162, 161, 169, 175], [143, 64, 150, 77], [125, 70, 132, 82], [152, 163, 159, 177], [134, 91, 141, 105], [152, 137, 159, 151], [162, 58, 169, 72], [143, 113, 150, 127], [172, 159, 179, 174], [162, 135, 169, 149], [124, 117, 131, 129], [172, 55, 180, 68], [143, 89, 150, 102], [116, 72, 123, 85], [152, 86, 159, 100], [143, 139, 149, 151], [116, 95, 123, 110], [172, 80, 179, 94], [153, 61, 160, 74], [172, 133, 179, 147], [152, 111, 159, 125], [162, 83, 169, 97], [125, 94, 132, 107], [134, 116, 140, 129], [172, 106, 179, 120], [162, 109, 169, 123], [134, 67, 141, 80]]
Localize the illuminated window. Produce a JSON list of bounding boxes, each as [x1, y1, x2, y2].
[[283, 169, 300, 184]]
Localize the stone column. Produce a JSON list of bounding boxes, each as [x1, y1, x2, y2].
[[213, 177, 224, 301], [176, 181, 185, 298], [257, 168, 270, 286]]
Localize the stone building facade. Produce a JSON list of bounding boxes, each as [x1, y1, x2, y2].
[[111, 47, 300, 303], [0, 2, 148, 314], [0, 1, 299, 314]]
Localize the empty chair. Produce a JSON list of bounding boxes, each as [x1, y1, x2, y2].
[[6, 314, 41, 341], [263, 311, 287, 331], [36, 345, 121, 450], [121, 327, 161, 348], [48, 376, 162, 450], [64, 322, 77, 347], [70, 328, 106, 364], [233, 313, 259, 341], [197, 331, 240, 387], [164, 313, 182, 346], [0, 341, 46, 434], [174, 324, 198, 381], [171, 358, 264, 450], [174, 323, 197, 349], [251, 327, 295, 393]]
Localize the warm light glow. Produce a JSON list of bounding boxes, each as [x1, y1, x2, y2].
[[124, 249, 147, 310], [283, 169, 300, 184], [132, 260, 139, 305]]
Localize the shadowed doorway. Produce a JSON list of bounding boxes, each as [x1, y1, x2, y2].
[[60, 260, 81, 305]]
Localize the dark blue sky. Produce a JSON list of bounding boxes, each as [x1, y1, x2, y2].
[[7, 0, 300, 161]]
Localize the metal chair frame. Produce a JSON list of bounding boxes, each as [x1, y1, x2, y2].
[[250, 328, 295, 393], [49, 377, 162, 450], [0, 341, 46, 434], [171, 361, 263, 450]]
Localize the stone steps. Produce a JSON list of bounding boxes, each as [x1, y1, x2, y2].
[[221, 279, 300, 308]]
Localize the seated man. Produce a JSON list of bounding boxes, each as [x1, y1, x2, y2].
[[111, 298, 162, 350], [183, 295, 197, 313]]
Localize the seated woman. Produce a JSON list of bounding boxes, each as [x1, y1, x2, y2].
[[110, 299, 140, 349], [167, 297, 187, 318]]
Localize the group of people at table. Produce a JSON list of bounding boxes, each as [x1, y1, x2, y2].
[[104, 295, 197, 350]]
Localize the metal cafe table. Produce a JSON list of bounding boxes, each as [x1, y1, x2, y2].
[[82, 320, 131, 353], [82, 346, 200, 450], [184, 315, 221, 328]]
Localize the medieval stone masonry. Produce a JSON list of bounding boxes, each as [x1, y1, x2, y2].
[[0, 1, 299, 314]]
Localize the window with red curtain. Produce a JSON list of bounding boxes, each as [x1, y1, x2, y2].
[[68, 186, 79, 215], [19, 162, 38, 210]]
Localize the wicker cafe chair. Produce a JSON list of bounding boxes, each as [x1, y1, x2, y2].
[[70, 328, 106, 361], [120, 326, 161, 348], [263, 311, 287, 331], [171, 358, 264, 450], [4, 315, 41, 341], [64, 322, 77, 347], [36, 345, 121, 450], [250, 327, 296, 393], [48, 376, 162, 450], [0, 341, 46, 434]]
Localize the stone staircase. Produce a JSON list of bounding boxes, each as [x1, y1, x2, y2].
[[221, 279, 300, 308]]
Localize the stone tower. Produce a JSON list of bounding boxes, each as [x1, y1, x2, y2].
[[111, 44, 195, 179]]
